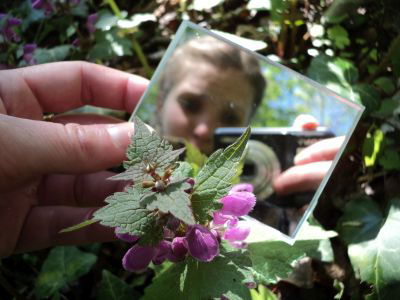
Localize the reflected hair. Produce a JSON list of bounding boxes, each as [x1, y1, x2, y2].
[[158, 35, 266, 118]]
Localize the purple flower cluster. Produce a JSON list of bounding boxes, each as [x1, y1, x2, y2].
[[118, 183, 256, 272], [0, 14, 22, 43], [23, 44, 37, 65]]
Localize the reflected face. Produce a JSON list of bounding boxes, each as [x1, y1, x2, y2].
[[159, 62, 255, 154]]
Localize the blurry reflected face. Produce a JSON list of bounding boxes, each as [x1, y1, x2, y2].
[[159, 62, 255, 154]]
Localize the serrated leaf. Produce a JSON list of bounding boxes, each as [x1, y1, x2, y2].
[[97, 270, 138, 300], [172, 161, 194, 181], [191, 127, 251, 224], [111, 117, 185, 182], [338, 198, 400, 295], [142, 181, 195, 225], [144, 244, 254, 300], [35, 246, 97, 299], [93, 185, 160, 244]]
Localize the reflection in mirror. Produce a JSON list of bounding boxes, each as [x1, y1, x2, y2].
[[132, 21, 364, 242]]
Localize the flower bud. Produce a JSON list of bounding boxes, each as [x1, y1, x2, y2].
[[185, 225, 219, 262], [169, 237, 188, 262], [153, 240, 172, 265], [122, 245, 157, 272]]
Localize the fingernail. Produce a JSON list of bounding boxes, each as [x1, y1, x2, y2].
[[107, 122, 134, 150]]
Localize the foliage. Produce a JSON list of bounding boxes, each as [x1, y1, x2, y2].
[[1, 0, 399, 299]]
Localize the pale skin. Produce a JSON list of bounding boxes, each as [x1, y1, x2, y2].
[[0, 61, 148, 258]]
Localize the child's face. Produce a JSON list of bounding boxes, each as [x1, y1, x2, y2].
[[159, 62, 255, 154]]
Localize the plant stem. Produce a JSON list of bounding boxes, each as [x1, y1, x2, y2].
[[106, 0, 122, 18], [132, 37, 153, 78]]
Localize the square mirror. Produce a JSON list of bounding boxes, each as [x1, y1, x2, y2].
[[131, 21, 364, 243]]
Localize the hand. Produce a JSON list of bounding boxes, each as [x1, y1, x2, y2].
[[273, 136, 345, 195], [0, 61, 148, 257]]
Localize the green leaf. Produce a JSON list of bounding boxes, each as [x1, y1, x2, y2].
[[95, 10, 119, 31], [372, 97, 400, 118], [88, 29, 132, 60], [362, 129, 384, 167], [191, 127, 251, 224], [185, 141, 208, 176], [144, 244, 254, 300], [339, 198, 400, 295], [327, 25, 350, 49], [353, 84, 381, 114], [250, 285, 277, 300], [337, 196, 383, 244], [97, 270, 138, 300], [34, 45, 72, 64], [306, 54, 359, 103], [93, 185, 161, 245], [142, 181, 195, 225], [35, 246, 97, 299], [59, 219, 98, 233], [70, 0, 88, 17], [373, 77, 395, 95], [172, 161, 194, 180], [379, 149, 400, 170], [111, 117, 185, 182]]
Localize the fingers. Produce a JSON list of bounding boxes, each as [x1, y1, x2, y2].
[[0, 115, 133, 191], [0, 61, 148, 116], [52, 113, 125, 125], [273, 161, 332, 195], [38, 171, 129, 207], [14, 206, 116, 254], [294, 136, 345, 165]]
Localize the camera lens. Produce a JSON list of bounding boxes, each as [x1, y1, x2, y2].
[[241, 140, 281, 201]]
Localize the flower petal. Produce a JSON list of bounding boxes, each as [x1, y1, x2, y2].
[[185, 225, 219, 262], [153, 240, 172, 265], [115, 228, 140, 243], [223, 221, 250, 242], [122, 245, 157, 272], [220, 192, 256, 217]]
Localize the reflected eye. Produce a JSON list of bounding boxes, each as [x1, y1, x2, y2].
[[221, 111, 241, 127], [179, 97, 202, 113]]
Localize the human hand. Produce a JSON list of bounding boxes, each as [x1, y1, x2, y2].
[[0, 61, 148, 257], [273, 136, 345, 195]]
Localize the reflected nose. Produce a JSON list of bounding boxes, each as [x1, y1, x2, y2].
[[192, 119, 215, 154]]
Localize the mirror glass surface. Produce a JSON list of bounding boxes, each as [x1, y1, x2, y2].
[[132, 21, 364, 242]]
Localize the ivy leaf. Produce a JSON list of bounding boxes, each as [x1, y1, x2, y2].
[[144, 243, 254, 300], [111, 117, 185, 182], [34, 246, 97, 299], [373, 77, 395, 95], [338, 198, 400, 296], [191, 127, 251, 224], [142, 181, 195, 225], [93, 185, 161, 245], [97, 270, 139, 300], [379, 149, 400, 171]]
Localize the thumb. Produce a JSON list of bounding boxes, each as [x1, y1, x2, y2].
[[0, 115, 134, 191]]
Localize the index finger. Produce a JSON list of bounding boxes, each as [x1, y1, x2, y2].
[[4, 61, 148, 114]]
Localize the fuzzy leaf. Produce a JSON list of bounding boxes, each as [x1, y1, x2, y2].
[[144, 243, 254, 300], [142, 181, 195, 225], [97, 270, 138, 300], [111, 116, 185, 182], [191, 127, 251, 224], [34, 246, 97, 299], [93, 185, 161, 245]]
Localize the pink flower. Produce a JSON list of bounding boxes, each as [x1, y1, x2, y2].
[[223, 221, 251, 242], [86, 13, 98, 34], [115, 228, 140, 243], [220, 191, 256, 217], [170, 237, 188, 262]]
